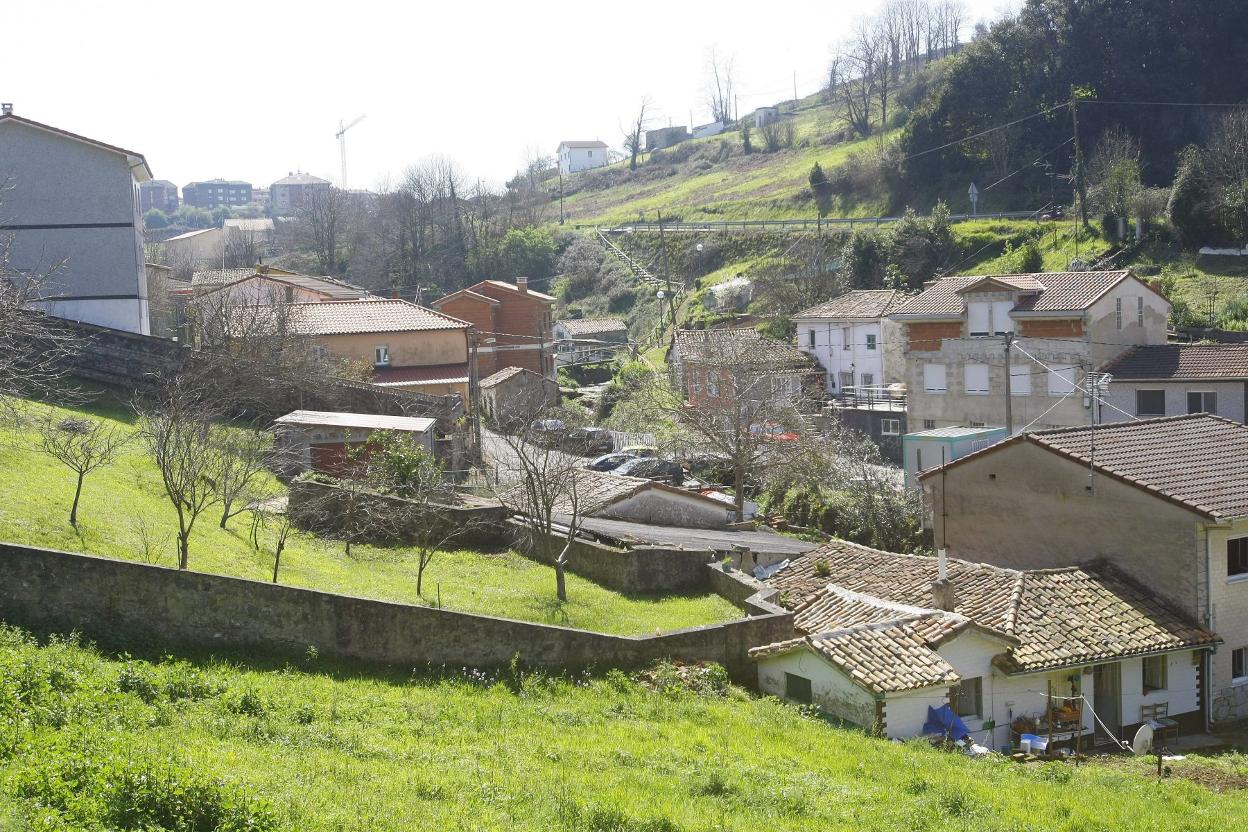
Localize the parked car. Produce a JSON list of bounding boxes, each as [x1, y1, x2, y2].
[[613, 457, 685, 486], [585, 452, 638, 472], [564, 426, 614, 456], [683, 452, 735, 485], [749, 421, 800, 442], [618, 444, 658, 458], [1040, 205, 1066, 221], [525, 418, 566, 447]]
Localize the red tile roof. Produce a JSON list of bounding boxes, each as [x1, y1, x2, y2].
[[794, 290, 907, 320], [1102, 344, 1248, 380], [890, 271, 1144, 318], [288, 299, 469, 335]]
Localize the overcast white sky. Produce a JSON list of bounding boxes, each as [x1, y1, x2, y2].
[[4, 0, 1003, 192]]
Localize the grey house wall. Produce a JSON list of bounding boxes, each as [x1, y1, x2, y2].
[[925, 440, 1206, 619], [1101, 380, 1248, 424], [0, 119, 149, 334], [0, 543, 794, 682]]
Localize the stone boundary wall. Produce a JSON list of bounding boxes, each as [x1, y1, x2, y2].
[[0, 543, 794, 681]]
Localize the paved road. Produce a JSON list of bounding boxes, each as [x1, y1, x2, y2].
[[480, 428, 585, 486]]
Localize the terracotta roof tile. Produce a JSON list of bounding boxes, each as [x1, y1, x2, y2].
[[794, 290, 907, 320], [890, 271, 1137, 318], [287, 299, 469, 335], [555, 318, 629, 337], [674, 328, 816, 371], [1102, 344, 1248, 380]]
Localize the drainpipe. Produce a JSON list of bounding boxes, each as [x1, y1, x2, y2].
[[1205, 525, 1215, 732]]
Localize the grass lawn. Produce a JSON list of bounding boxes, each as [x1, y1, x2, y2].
[[0, 395, 739, 636], [2, 625, 1245, 831]]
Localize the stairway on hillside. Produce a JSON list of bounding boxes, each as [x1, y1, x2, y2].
[[596, 231, 673, 290]]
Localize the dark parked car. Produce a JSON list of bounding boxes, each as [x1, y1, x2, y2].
[[585, 452, 638, 472], [613, 457, 684, 486], [525, 418, 566, 448], [564, 426, 614, 456]]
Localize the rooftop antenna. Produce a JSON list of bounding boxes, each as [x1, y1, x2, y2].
[[1086, 372, 1112, 493], [335, 114, 366, 189]]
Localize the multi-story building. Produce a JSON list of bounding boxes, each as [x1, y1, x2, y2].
[[269, 172, 331, 213], [1100, 343, 1248, 423], [139, 179, 179, 213], [432, 278, 556, 379], [0, 105, 151, 333], [556, 141, 608, 176], [920, 414, 1248, 726], [672, 328, 816, 407], [794, 289, 907, 396], [889, 271, 1170, 433], [182, 179, 253, 208]]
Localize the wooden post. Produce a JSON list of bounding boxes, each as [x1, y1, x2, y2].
[[1046, 679, 1055, 756], [1074, 686, 1084, 765]]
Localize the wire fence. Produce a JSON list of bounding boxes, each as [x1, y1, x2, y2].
[[583, 210, 1042, 234]]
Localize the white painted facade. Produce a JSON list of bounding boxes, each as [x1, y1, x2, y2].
[[557, 142, 609, 176], [795, 315, 904, 395]]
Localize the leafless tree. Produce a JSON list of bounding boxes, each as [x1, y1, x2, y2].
[[836, 27, 878, 138], [297, 186, 347, 274], [134, 375, 224, 570], [212, 426, 272, 529], [759, 118, 796, 153], [493, 404, 590, 602], [705, 46, 736, 124], [36, 414, 130, 526], [621, 97, 651, 172], [223, 228, 261, 269], [132, 514, 172, 565]]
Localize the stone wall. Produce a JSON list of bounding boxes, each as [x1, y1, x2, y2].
[[0, 543, 794, 681]]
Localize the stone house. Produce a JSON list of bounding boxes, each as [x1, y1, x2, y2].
[[645, 125, 690, 152], [1100, 344, 1248, 423], [478, 366, 559, 427], [920, 414, 1248, 724], [889, 271, 1170, 432], [553, 318, 628, 366], [284, 299, 471, 398], [795, 289, 908, 396], [754, 540, 1218, 744], [672, 328, 817, 406], [433, 278, 556, 379], [273, 410, 435, 477], [0, 107, 152, 334]]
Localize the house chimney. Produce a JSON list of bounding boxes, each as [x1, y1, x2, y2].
[[1, 103, 12, 116], [931, 549, 957, 611], [516, 276, 528, 293]]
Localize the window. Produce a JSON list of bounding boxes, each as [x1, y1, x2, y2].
[[968, 302, 991, 336], [861, 373, 874, 387], [1228, 538, 1248, 578], [807, 329, 816, 348], [1048, 366, 1077, 396], [923, 363, 947, 394], [838, 371, 854, 391], [1136, 389, 1166, 417], [1009, 364, 1031, 396], [992, 300, 1015, 335], [1137, 296, 1144, 327], [1234, 647, 1248, 683], [691, 376, 702, 396], [952, 676, 983, 718], [881, 418, 900, 436], [374, 344, 390, 366], [785, 672, 813, 704], [842, 326, 851, 350], [971, 438, 990, 450], [865, 333, 877, 351], [923, 419, 936, 430], [1116, 297, 1123, 329], [964, 363, 990, 395], [1188, 391, 1216, 414], [311, 344, 328, 361], [707, 374, 720, 398], [587, 150, 593, 157], [1143, 655, 1168, 693]]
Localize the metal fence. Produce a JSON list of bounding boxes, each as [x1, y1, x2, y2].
[[582, 210, 1042, 235]]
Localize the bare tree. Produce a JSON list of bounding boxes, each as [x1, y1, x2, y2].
[[621, 97, 651, 172], [836, 26, 878, 138], [494, 405, 590, 602], [213, 427, 272, 529], [135, 375, 223, 570], [297, 186, 347, 274], [223, 228, 260, 269], [705, 46, 736, 124], [759, 118, 796, 153], [37, 414, 130, 525]]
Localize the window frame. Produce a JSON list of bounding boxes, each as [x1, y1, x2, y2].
[[1228, 537, 1248, 579], [374, 344, 391, 366], [881, 418, 900, 436], [1142, 655, 1168, 694], [1116, 296, 1123, 330], [807, 329, 816, 348], [842, 326, 851, 350], [1233, 647, 1248, 685], [1136, 388, 1166, 417], [951, 676, 983, 719], [1187, 390, 1216, 415], [865, 333, 877, 351], [1137, 296, 1144, 327], [1048, 365, 1077, 396], [785, 672, 813, 704], [1009, 364, 1031, 396], [968, 301, 991, 337]]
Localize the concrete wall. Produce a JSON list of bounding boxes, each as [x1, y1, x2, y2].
[[1101, 380, 1248, 424], [1201, 517, 1248, 711], [0, 118, 148, 334], [926, 440, 1205, 617], [315, 328, 468, 372], [756, 650, 880, 729], [0, 542, 794, 682]]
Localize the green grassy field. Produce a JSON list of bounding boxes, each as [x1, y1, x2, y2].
[[0, 396, 738, 636], [1, 624, 1244, 831]]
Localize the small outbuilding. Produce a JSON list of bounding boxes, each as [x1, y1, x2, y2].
[[478, 366, 559, 427], [273, 410, 436, 476]]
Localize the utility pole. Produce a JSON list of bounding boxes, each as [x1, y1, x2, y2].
[[558, 169, 565, 225], [1003, 332, 1014, 434], [1070, 94, 1087, 229], [657, 209, 676, 331], [793, 71, 799, 107], [468, 328, 482, 455]]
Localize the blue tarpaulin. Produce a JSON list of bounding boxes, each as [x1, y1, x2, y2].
[[923, 704, 970, 741]]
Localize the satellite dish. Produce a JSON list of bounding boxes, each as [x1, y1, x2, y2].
[[1131, 723, 1154, 755]]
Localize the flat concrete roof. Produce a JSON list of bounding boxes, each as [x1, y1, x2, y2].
[[273, 410, 435, 433]]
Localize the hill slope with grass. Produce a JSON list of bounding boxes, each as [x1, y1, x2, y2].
[[3, 624, 1246, 831]]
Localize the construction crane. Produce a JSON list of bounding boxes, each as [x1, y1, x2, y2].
[[335, 114, 366, 189]]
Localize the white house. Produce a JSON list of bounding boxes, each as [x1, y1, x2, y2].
[[0, 106, 153, 334], [1099, 344, 1248, 423], [794, 290, 907, 396], [755, 541, 1219, 747], [754, 107, 780, 128], [557, 141, 609, 175]]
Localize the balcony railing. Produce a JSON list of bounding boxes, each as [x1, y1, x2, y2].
[[828, 385, 907, 411]]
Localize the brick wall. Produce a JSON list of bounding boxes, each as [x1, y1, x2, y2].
[[1019, 319, 1084, 338], [906, 321, 962, 352], [0, 543, 794, 681]]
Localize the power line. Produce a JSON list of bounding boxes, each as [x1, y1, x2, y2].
[[897, 102, 1071, 164]]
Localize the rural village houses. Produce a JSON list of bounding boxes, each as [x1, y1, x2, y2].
[[920, 414, 1248, 724], [553, 317, 629, 366], [1099, 343, 1248, 423], [433, 278, 557, 379], [672, 328, 817, 405], [794, 289, 907, 396]]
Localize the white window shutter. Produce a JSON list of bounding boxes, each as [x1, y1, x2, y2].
[[964, 363, 990, 394], [1009, 364, 1031, 396], [968, 302, 991, 335], [1048, 365, 1077, 395], [923, 363, 947, 393], [991, 301, 1015, 334]]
